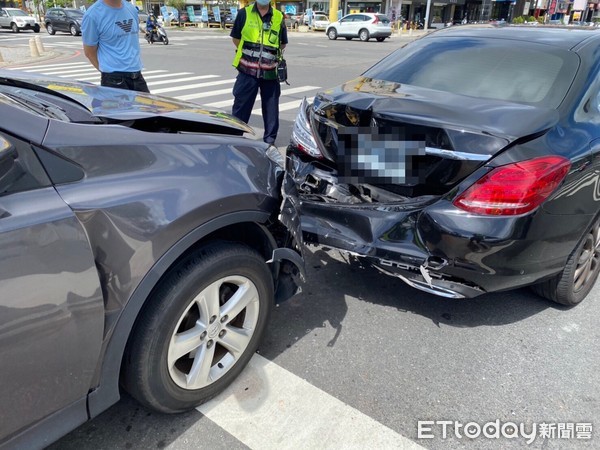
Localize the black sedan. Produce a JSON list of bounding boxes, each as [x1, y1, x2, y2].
[[284, 26, 600, 307], [0, 72, 302, 448]]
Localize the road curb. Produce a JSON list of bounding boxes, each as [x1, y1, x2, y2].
[[0, 46, 70, 69]]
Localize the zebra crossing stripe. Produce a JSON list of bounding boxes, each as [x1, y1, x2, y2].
[[42, 68, 99, 76], [176, 88, 233, 101], [151, 78, 236, 95], [205, 86, 319, 109], [146, 75, 219, 87], [6, 62, 89, 71], [197, 355, 425, 449]]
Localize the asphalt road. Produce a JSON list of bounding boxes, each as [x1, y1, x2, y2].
[[2, 27, 599, 450]]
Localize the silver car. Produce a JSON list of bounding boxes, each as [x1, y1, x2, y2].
[[0, 7, 40, 33], [326, 13, 391, 42]]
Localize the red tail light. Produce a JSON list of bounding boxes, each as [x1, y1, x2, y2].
[[373, 16, 379, 24], [453, 156, 571, 216]]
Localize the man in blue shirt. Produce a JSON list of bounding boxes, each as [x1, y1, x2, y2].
[[82, 0, 150, 92]]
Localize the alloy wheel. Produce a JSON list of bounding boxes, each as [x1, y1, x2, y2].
[[167, 275, 260, 390], [573, 224, 600, 293]]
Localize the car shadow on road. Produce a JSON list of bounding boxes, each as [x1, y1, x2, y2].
[[261, 245, 561, 359]]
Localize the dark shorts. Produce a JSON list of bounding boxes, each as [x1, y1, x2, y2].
[[100, 71, 150, 93]]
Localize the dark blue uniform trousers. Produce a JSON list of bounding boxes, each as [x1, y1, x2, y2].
[[232, 71, 281, 145]]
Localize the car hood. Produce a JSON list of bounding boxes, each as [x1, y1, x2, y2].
[[0, 71, 253, 135]]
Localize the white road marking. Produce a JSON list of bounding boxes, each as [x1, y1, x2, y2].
[[205, 86, 319, 109], [151, 78, 235, 94], [146, 74, 219, 87], [176, 87, 234, 101], [7, 61, 89, 71], [42, 68, 99, 76], [198, 355, 424, 449]]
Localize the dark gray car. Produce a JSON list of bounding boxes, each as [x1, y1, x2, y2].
[[0, 72, 302, 448], [44, 7, 83, 36]]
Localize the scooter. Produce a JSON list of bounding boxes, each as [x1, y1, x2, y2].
[[146, 25, 169, 45]]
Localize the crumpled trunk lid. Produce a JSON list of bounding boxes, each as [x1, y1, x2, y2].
[[310, 77, 558, 197]]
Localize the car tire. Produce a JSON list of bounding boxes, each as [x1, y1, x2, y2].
[[376, 37, 385, 42], [11, 23, 18, 33], [359, 29, 370, 41], [122, 241, 273, 413], [33, 24, 40, 33], [531, 218, 600, 306], [327, 28, 337, 40], [70, 24, 78, 36], [46, 23, 55, 35]]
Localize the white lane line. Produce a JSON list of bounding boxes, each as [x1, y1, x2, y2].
[[252, 97, 314, 115], [7, 61, 89, 71], [198, 355, 424, 449], [205, 86, 320, 109], [151, 78, 235, 95], [143, 71, 192, 80], [76, 69, 168, 82], [42, 68, 99, 76], [176, 87, 233, 101], [146, 75, 219, 87]]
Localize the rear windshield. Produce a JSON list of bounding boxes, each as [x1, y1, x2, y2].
[[376, 14, 390, 24], [66, 10, 84, 17], [363, 37, 579, 107]]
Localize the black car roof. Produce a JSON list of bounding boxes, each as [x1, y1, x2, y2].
[[431, 26, 600, 50]]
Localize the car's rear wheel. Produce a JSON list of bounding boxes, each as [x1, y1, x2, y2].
[[359, 29, 370, 41], [122, 241, 273, 413], [327, 28, 337, 40], [376, 37, 385, 42], [531, 219, 600, 306], [11, 23, 18, 33], [46, 23, 55, 35], [70, 24, 78, 36]]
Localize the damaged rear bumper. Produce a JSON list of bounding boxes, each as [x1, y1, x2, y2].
[[282, 150, 586, 299]]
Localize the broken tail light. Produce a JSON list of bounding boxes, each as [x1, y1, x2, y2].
[[291, 97, 322, 159], [453, 156, 571, 216]]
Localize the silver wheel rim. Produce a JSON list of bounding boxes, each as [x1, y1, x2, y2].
[[47, 24, 53, 33], [70, 25, 77, 35], [574, 225, 600, 293], [167, 275, 260, 390], [360, 31, 367, 40]]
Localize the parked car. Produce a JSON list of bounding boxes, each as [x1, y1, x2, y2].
[[0, 7, 40, 33], [326, 12, 391, 41], [44, 7, 84, 36], [0, 71, 302, 448], [303, 10, 326, 25], [312, 13, 330, 31], [285, 13, 302, 29], [284, 26, 600, 307]]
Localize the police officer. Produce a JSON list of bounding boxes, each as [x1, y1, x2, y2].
[[230, 0, 287, 146]]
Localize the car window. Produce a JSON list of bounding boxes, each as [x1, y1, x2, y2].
[[0, 132, 51, 196], [575, 69, 600, 124], [8, 10, 27, 17], [376, 14, 390, 24], [364, 37, 579, 108]]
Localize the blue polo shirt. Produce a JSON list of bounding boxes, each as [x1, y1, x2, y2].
[[82, 0, 142, 73]]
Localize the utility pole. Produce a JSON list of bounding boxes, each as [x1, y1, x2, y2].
[[424, 0, 431, 29]]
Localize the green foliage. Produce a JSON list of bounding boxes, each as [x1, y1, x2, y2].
[[44, 0, 74, 8], [167, 0, 186, 11], [512, 16, 525, 24]]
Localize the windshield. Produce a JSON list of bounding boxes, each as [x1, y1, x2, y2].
[[363, 37, 579, 108], [66, 10, 84, 17], [314, 15, 328, 21], [8, 9, 28, 17]]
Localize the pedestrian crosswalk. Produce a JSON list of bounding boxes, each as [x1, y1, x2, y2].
[[5, 61, 318, 118]]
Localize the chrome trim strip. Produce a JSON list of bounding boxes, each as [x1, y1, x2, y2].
[[425, 146, 490, 161]]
